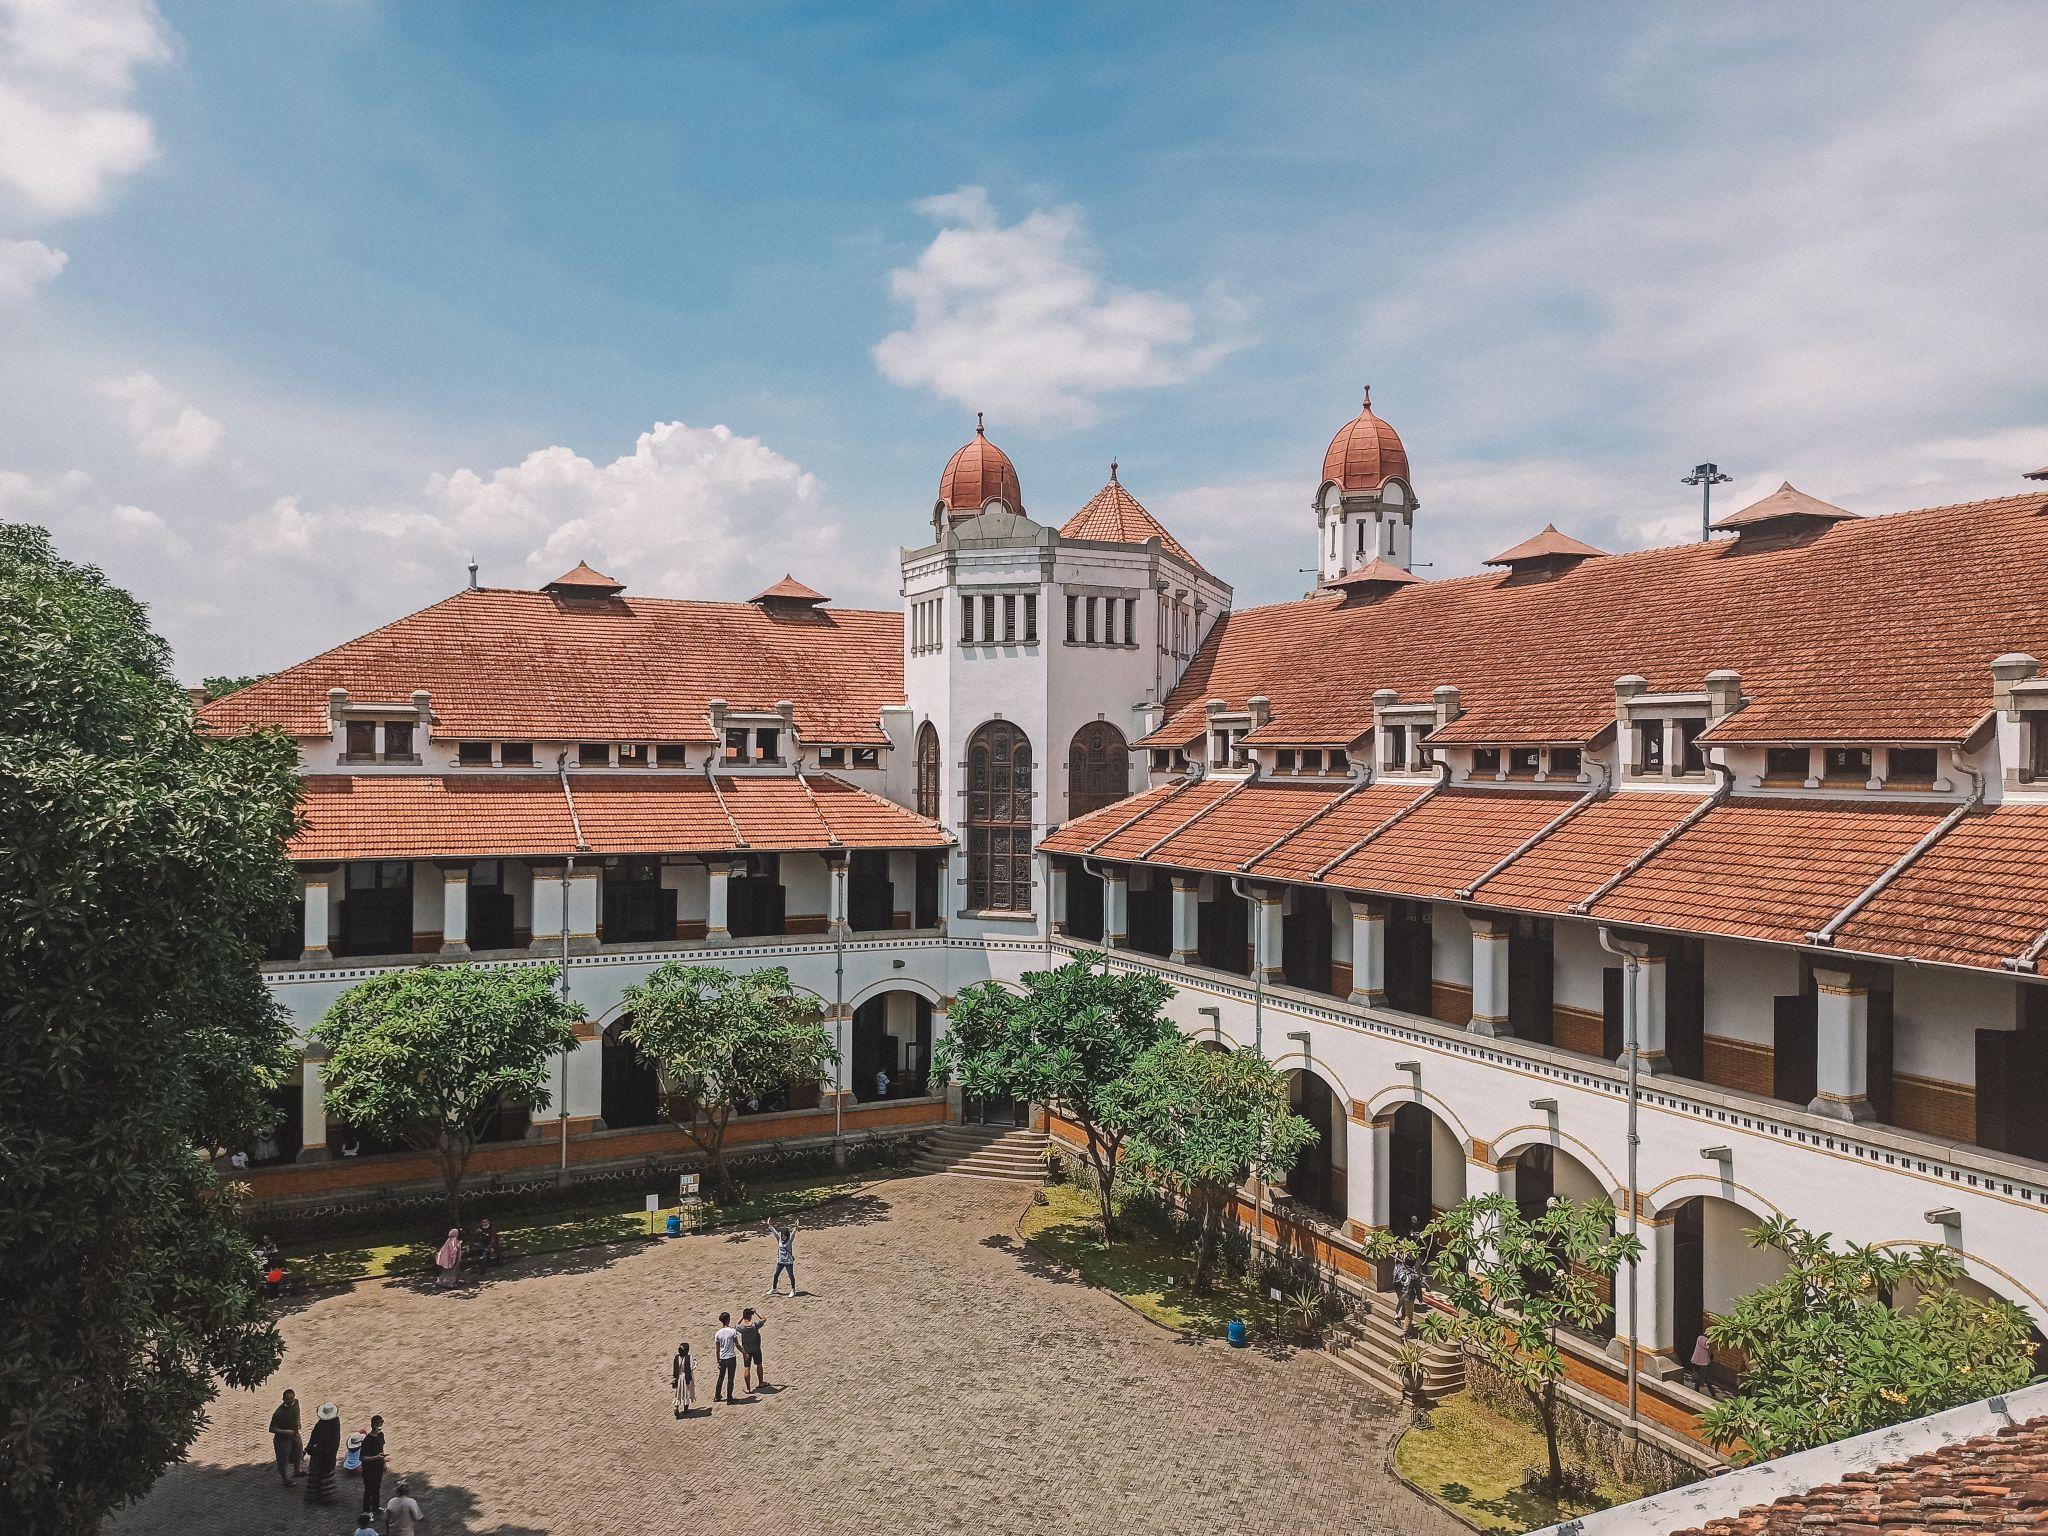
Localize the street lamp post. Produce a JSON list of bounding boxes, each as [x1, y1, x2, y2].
[[1682, 462, 1733, 542]]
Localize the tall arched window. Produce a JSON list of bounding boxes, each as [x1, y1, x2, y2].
[[915, 721, 941, 821], [1066, 720, 1129, 818], [965, 721, 1033, 912]]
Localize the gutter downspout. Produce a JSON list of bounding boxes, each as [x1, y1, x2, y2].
[[1227, 873, 1266, 1058], [1456, 761, 1611, 901], [557, 752, 590, 1179], [1598, 923, 1651, 1433], [1807, 753, 1984, 947]]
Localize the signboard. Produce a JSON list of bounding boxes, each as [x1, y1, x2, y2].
[[678, 1172, 701, 1202]]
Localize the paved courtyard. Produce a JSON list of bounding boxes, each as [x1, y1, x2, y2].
[[113, 1173, 1460, 1536]]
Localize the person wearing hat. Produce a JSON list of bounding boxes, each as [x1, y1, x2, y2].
[[302, 1402, 341, 1504], [385, 1478, 425, 1535]]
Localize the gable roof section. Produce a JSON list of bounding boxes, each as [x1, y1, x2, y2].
[[1832, 802, 2048, 968], [201, 588, 906, 745], [1244, 780, 1434, 882], [1144, 492, 2048, 750], [288, 772, 946, 863], [1059, 474, 1209, 577], [1468, 792, 1700, 913], [1322, 788, 1584, 900]]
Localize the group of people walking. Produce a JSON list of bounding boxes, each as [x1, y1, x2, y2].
[[266, 1389, 422, 1531], [669, 1216, 800, 1418]]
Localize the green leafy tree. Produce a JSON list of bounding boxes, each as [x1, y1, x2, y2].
[[315, 964, 583, 1228], [935, 960, 1177, 1238], [1701, 1217, 2037, 1463], [620, 963, 834, 1197], [1415, 1192, 1640, 1492], [1108, 1040, 1316, 1292], [0, 523, 300, 1528], [201, 673, 267, 700]]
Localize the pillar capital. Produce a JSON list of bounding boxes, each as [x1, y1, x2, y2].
[[1170, 872, 1203, 893], [433, 859, 474, 874]]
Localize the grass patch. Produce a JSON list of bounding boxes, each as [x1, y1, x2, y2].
[[1017, 1182, 1311, 1343], [279, 1171, 867, 1287], [1394, 1393, 1650, 1533]]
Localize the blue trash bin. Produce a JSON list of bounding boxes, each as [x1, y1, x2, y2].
[[665, 1213, 682, 1237], [1226, 1318, 1248, 1348]]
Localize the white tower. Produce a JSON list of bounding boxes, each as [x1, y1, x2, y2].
[[1314, 386, 1417, 585]]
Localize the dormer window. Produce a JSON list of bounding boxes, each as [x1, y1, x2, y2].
[[656, 744, 689, 767], [382, 721, 413, 760], [724, 729, 749, 763], [457, 741, 492, 767], [1765, 746, 1809, 780], [501, 741, 534, 767], [1888, 747, 1937, 782], [1301, 748, 1324, 773], [1275, 748, 1296, 773], [1509, 747, 1540, 777], [1678, 718, 1707, 775], [578, 743, 610, 768], [852, 746, 879, 769], [345, 721, 377, 759], [617, 744, 649, 768], [1383, 724, 1409, 771], [1823, 746, 1873, 783], [1209, 728, 1246, 768], [817, 746, 847, 768], [1549, 746, 1581, 777], [2032, 719, 2048, 780], [1329, 748, 1349, 773], [1472, 747, 1502, 777], [1637, 722, 1665, 774]]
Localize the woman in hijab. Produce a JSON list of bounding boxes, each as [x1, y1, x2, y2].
[[303, 1402, 342, 1504], [433, 1227, 461, 1289]]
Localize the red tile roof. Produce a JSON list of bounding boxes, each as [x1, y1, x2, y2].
[[1672, 1414, 2048, 1536], [1321, 387, 1410, 492], [1144, 492, 2048, 751], [1469, 792, 1698, 913], [749, 575, 827, 606], [1709, 481, 1857, 533], [1833, 803, 2048, 968], [543, 562, 626, 594], [1244, 781, 1434, 882], [289, 772, 947, 863], [199, 588, 905, 745], [1486, 524, 1608, 567], [1323, 787, 1583, 900], [1059, 467, 1207, 576], [1327, 557, 1420, 592], [937, 418, 1023, 516]]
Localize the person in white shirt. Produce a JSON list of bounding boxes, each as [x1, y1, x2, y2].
[[385, 1480, 425, 1534], [713, 1311, 741, 1403], [874, 1067, 891, 1099]]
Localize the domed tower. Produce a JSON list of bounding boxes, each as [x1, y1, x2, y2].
[[1315, 386, 1416, 584], [932, 413, 1023, 535]]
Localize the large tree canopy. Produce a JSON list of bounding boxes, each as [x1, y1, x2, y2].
[[936, 960, 1177, 1237], [620, 963, 834, 1196], [315, 963, 584, 1227], [1701, 1217, 2038, 1463], [0, 523, 301, 1528]]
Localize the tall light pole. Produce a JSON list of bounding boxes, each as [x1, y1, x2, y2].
[[1682, 463, 1732, 542]]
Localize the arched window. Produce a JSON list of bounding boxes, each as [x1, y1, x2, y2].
[[965, 721, 1032, 912], [1066, 720, 1129, 818], [915, 721, 941, 822]]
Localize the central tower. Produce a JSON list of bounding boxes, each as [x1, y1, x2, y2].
[[1315, 386, 1417, 584]]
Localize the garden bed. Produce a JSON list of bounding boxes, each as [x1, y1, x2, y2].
[[1393, 1393, 1651, 1533]]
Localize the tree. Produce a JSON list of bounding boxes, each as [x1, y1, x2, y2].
[[1108, 1040, 1316, 1292], [315, 964, 583, 1228], [935, 960, 1177, 1238], [1700, 1216, 2038, 1464], [0, 523, 300, 1528], [201, 673, 267, 700], [620, 963, 834, 1198], [1415, 1193, 1640, 1492]]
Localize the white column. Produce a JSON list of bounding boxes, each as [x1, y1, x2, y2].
[[528, 863, 566, 955], [567, 866, 600, 948], [1103, 869, 1129, 948], [1368, 1117, 1394, 1231], [705, 860, 732, 940], [1811, 964, 1874, 1121], [439, 862, 470, 956], [1468, 911, 1513, 1035], [1255, 887, 1285, 983], [301, 868, 333, 960], [1628, 950, 1669, 1072], [827, 854, 849, 936], [1049, 861, 1070, 936], [1344, 1111, 1379, 1234], [1620, 1213, 1676, 1366], [298, 1057, 328, 1161], [1349, 896, 1387, 1006], [1170, 876, 1200, 963], [564, 1026, 604, 1123]]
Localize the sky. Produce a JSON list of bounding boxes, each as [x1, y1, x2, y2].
[[2, 1, 2046, 683]]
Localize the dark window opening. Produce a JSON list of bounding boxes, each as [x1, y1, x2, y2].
[[847, 849, 894, 933], [336, 860, 413, 957], [2032, 718, 2048, 779], [1824, 746, 1873, 781], [1065, 594, 1078, 643], [467, 859, 516, 951], [1067, 721, 1130, 818], [817, 746, 847, 768], [1063, 862, 1104, 943], [656, 743, 689, 767], [1472, 747, 1501, 776], [1383, 724, 1409, 769], [913, 849, 942, 928], [1766, 746, 1810, 779], [617, 744, 648, 768], [1550, 746, 1582, 777], [500, 741, 533, 767], [1023, 594, 1038, 643], [1281, 887, 1335, 995], [728, 853, 785, 938], [1385, 900, 1434, 1015], [1508, 915, 1554, 1045], [345, 720, 377, 758], [1329, 748, 1349, 773], [1127, 878, 1171, 958], [755, 728, 780, 763], [914, 723, 941, 820], [1275, 748, 1296, 773], [457, 741, 492, 766], [1509, 747, 1541, 776], [601, 856, 675, 945], [1888, 747, 1938, 781], [1678, 717, 1708, 774], [382, 721, 413, 760], [965, 722, 1033, 912], [961, 594, 976, 644], [1150, 749, 1172, 772], [1002, 594, 1017, 643], [1196, 886, 1250, 975], [1637, 721, 1665, 773], [851, 746, 879, 769], [1302, 748, 1325, 773], [578, 742, 610, 767]]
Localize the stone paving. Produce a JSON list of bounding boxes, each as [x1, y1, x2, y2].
[[112, 1173, 1461, 1536]]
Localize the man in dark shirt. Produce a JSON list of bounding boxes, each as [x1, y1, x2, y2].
[[267, 1389, 301, 1484], [739, 1307, 768, 1390], [358, 1414, 387, 1517]]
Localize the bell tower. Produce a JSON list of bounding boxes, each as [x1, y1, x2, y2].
[[1314, 386, 1417, 584]]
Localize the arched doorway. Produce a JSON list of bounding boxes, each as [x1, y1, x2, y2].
[[1509, 1143, 1615, 1341], [965, 721, 1033, 912], [601, 1018, 664, 1129], [1666, 1193, 1788, 1392], [1067, 720, 1129, 818], [1387, 1102, 1442, 1239], [915, 721, 941, 821], [850, 990, 934, 1100], [1285, 1070, 1343, 1221]]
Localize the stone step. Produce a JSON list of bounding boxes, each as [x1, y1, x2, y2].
[[926, 1132, 1047, 1156], [1327, 1340, 1464, 1403], [912, 1144, 1049, 1169]]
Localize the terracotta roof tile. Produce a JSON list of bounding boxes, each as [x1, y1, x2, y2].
[[1327, 557, 1420, 591], [1709, 481, 1857, 532], [1323, 787, 1584, 900], [749, 574, 828, 605], [1485, 524, 1608, 567], [1833, 802, 2048, 968], [289, 772, 945, 862], [937, 419, 1023, 515], [543, 561, 626, 594], [1244, 781, 1434, 882], [1143, 782, 1349, 870], [1469, 792, 1699, 913], [200, 589, 905, 745], [1058, 468, 1207, 576], [1144, 492, 2048, 751]]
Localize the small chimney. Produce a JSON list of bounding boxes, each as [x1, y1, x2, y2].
[[1247, 695, 1271, 728], [327, 687, 350, 723], [411, 689, 433, 724], [1432, 685, 1461, 729], [1993, 654, 2040, 714], [1706, 669, 1743, 720]]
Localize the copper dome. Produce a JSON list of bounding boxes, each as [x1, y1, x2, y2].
[[937, 415, 1023, 517], [1320, 386, 1410, 494]]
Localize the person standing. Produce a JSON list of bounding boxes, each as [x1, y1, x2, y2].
[[672, 1340, 695, 1418], [764, 1215, 798, 1296], [1689, 1332, 1714, 1394], [302, 1402, 341, 1504], [433, 1227, 462, 1290], [713, 1312, 741, 1403], [874, 1066, 890, 1100], [267, 1388, 302, 1485], [384, 1479, 426, 1535], [358, 1413, 387, 1517], [738, 1307, 768, 1391]]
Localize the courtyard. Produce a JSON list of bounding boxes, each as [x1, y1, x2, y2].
[[113, 1173, 1460, 1536]]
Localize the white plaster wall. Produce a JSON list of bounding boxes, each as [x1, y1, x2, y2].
[[411, 863, 443, 935], [1553, 920, 1609, 1014], [1430, 902, 1472, 988], [1704, 939, 1799, 1045], [782, 851, 832, 921], [1895, 964, 2014, 1082], [1702, 1196, 1787, 1311], [1432, 1117, 1467, 1210], [506, 860, 533, 928]]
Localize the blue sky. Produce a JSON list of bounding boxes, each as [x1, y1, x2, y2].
[[3, 2, 2046, 680]]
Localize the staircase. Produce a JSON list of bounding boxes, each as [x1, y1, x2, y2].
[[910, 1123, 1051, 1183], [1326, 1292, 1465, 1404]]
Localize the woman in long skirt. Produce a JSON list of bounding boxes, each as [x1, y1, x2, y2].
[[433, 1228, 461, 1290], [672, 1341, 695, 1418], [303, 1403, 342, 1504]]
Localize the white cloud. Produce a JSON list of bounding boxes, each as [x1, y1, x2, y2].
[[0, 0, 171, 219], [0, 234, 63, 299], [874, 186, 1246, 431], [99, 371, 224, 469]]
